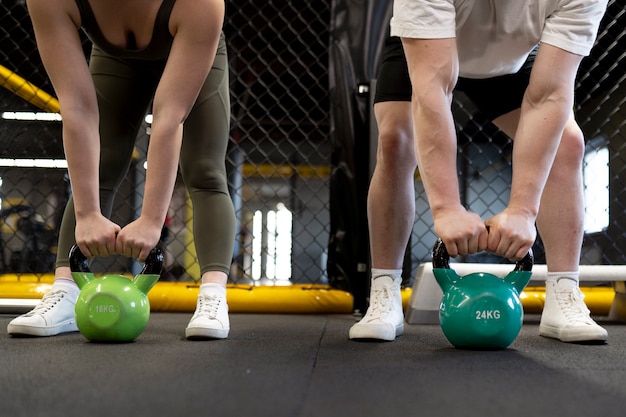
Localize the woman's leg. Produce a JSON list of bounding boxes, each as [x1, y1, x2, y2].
[[180, 35, 235, 339], [8, 49, 158, 336]]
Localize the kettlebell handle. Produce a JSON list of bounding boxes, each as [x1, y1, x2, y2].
[[69, 244, 164, 276], [432, 238, 533, 272]]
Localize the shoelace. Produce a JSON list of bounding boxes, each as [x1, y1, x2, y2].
[[195, 295, 222, 319], [365, 285, 394, 320], [557, 287, 595, 325], [25, 290, 67, 317]]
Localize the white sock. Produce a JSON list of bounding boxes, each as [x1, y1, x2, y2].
[[547, 272, 579, 290], [51, 277, 80, 297], [371, 268, 402, 281], [200, 283, 226, 298]]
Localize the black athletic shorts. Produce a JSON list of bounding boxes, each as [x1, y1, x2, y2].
[[373, 36, 538, 121]]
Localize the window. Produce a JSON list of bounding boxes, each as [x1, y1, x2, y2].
[[583, 139, 609, 234], [250, 203, 293, 282]]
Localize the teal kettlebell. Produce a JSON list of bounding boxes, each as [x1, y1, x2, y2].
[[69, 244, 163, 342], [432, 238, 533, 350]]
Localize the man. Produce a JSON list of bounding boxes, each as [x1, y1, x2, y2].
[[350, 0, 609, 343]]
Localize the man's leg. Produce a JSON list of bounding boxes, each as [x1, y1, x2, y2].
[[349, 101, 416, 341], [494, 111, 607, 342]]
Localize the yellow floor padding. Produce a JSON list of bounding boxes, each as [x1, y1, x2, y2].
[[150, 283, 356, 313], [521, 286, 614, 316], [0, 275, 616, 315]]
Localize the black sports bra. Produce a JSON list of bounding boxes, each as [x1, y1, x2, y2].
[[74, 0, 176, 60]]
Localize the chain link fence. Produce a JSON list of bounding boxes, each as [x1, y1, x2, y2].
[[0, 0, 624, 292], [0, 0, 331, 284]]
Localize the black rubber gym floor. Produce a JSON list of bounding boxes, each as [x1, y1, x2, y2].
[[1, 313, 625, 417]]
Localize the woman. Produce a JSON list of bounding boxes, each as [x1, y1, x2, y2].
[[8, 0, 235, 340]]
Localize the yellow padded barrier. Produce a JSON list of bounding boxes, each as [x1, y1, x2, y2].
[[0, 64, 60, 113], [150, 283, 356, 313], [521, 286, 614, 316], [0, 276, 615, 315]]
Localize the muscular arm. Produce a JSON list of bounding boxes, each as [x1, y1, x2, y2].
[[402, 37, 488, 256], [403, 38, 459, 212], [507, 43, 582, 214], [485, 43, 583, 259], [27, 0, 99, 215], [26, 0, 120, 256], [117, 0, 225, 260]]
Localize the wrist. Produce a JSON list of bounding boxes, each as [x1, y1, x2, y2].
[[137, 212, 167, 228], [504, 205, 538, 220], [74, 208, 103, 221], [431, 202, 466, 219]]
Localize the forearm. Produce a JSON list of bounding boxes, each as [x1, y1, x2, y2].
[[403, 37, 463, 218], [140, 118, 183, 226], [62, 111, 101, 219], [508, 88, 573, 218], [508, 43, 581, 217], [413, 98, 464, 217]]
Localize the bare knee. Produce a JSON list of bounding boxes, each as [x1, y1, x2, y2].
[[552, 122, 584, 176], [377, 126, 417, 171]]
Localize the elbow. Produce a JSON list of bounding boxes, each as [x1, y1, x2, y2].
[[151, 106, 189, 127], [60, 106, 99, 134], [411, 73, 456, 113], [524, 78, 574, 112]]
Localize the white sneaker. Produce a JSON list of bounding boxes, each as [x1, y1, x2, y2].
[[7, 284, 79, 337], [349, 275, 404, 341], [539, 279, 608, 343], [185, 289, 230, 340]]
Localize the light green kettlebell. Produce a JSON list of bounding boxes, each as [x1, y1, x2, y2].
[[432, 239, 533, 350], [69, 244, 163, 342]]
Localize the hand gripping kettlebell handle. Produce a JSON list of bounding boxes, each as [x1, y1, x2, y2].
[[69, 244, 164, 275], [432, 238, 533, 272]]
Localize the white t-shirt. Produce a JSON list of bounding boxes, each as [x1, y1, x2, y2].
[[390, 0, 608, 78]]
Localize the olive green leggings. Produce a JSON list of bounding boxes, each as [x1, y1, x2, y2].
[[57, 35, 236, 276]]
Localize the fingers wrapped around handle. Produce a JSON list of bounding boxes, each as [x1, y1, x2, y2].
[[69, 244, 163, 275], [432, 238, 533, 271]]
